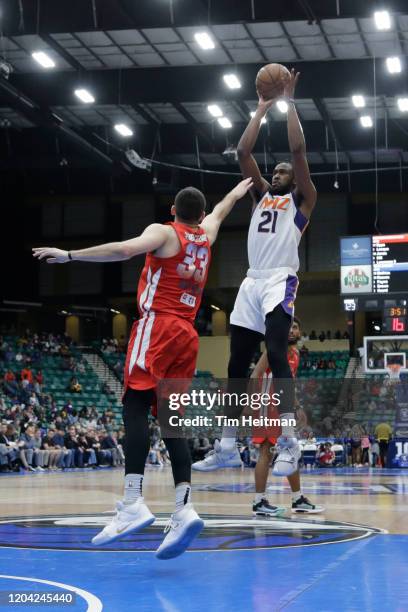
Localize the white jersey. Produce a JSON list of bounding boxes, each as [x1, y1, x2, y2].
[[247, 191, 308, 273]]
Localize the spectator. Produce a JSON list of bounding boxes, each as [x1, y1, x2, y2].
[[371, 439, 380, 467], [317, 443, 335, 467], [53, 428, 74, 468], [0, 423, 19, 471], [64, 426, 85, 468], [19, 425, 42, 471], [69, 377, 82, 394], [374, 421, 393, 468], [99, 431, 119, 467], [42, 430, 63, 470], [360, 433, 370, 466]]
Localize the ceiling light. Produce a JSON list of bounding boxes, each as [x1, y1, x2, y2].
[[276, 100, 289, 113], [360, 115, 373, 128], [194, 32, 215, 50], [397, 97, 408, 112], [250, 111, 266, 124], [207, 104, 223, 118], [223, 74, 241, 89], [211, 304, 220, 311], [374, 10, 391, 30], [114, 123, 134, 137], [217, 117, 232, 129], [352, 95, 365, 108], [32, 51, 55, 69], [386, 56, 402, 74], [74, 88, 95, 104]]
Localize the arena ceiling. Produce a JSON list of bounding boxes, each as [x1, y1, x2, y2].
[[1, 0, 408, 179]]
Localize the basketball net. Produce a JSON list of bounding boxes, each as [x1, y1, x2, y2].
[[386, 363, 402, 384]]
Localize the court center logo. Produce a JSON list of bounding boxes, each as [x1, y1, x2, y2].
[[0, 514, 383, 552]]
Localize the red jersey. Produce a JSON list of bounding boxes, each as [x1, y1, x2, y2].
[[136, 222, 211, 323], [263, 346, 300, 386], [252, 346, 299, 443]]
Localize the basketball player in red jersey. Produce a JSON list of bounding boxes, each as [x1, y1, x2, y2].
[[251, 318, 324, 516], [33, 176, 253, 559]]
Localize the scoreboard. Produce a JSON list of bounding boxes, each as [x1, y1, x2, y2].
[[341, 234, 408, 295], [372, 235, 408, 293]]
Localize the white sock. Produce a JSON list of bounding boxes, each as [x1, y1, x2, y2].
[[220, 426, 237, 450], [291, 490, 302, 503], [255, 492, 266, 504], [280, 413, 296, 437], [175, 483, 191, 513], [124, 473, 143, 504]]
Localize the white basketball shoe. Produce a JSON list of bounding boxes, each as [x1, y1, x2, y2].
[[272, 436, 301, 477], [156, 503, 204, 560], [92, 498, 155, 546], [192, 440, 242, 471]]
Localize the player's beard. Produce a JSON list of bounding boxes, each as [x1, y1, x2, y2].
[[270, 183, 290, 196]]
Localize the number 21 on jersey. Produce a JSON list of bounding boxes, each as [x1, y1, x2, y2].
[[258, 210, 278, 233]]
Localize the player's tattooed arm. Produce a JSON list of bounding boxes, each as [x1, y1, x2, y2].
[[237, 96, 273, 199], [32, 224, 169, 263], [285, 69, 317, 218], [200, 178, 253, 245]]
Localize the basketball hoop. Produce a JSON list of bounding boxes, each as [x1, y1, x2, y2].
[[386, 363, 402, 384]]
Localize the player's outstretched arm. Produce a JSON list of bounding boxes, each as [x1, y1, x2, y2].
[[285, 69, 317, 218], [32, 224, 169, 264], [200, 178, 253, 245], [237, 97, 274, 198]]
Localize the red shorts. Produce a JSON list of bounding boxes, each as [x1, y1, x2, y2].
[[124, 313, 199, 393], [252, 406, 281, 445]]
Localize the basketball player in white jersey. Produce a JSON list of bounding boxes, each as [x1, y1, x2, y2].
[[193, 69, 317, 475]]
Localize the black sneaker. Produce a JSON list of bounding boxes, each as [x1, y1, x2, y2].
[[252, 499, 285, 517], [291, 495, 324, 514]]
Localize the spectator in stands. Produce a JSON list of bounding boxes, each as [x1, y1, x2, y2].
[[342, 331, 350, 339], [326, 330, 331, 340], [77, 431, 97, 467], [19, 425, 42, 471], [334, 330, 341, 339], [0, 423, 19, 471], [69, 377, 82, 394], [317, 443, 335, 467], [53, 428, 74, 468], [318, 331, 326, 342], [309, 330, 317, 340], [360, 432, 370, 466], [42, 430, 63, 470], [374, 421, 393, 468], [99, 431, 119, 467], [15, 351, 23, 363], [371, 439, 380, 467], [21, 366, 33, 384], [350, 424, 363, 466], [64, 426, 84, 468]]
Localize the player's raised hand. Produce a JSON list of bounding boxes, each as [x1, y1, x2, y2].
[[284, 68, 300, 99], [32, 247, 70, 264], [256, 93, 276, 114], [230, 177, 254, 200]]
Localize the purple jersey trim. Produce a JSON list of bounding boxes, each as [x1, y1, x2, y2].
[[281, 275, 298, 316], [294, 207, 309, 233]]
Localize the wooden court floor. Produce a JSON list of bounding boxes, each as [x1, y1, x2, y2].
[[0, 467, 407, 610], [1, 465, 407, 534]]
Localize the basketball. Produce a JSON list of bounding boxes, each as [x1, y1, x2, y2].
[[256, 63, 291, 100]]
